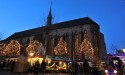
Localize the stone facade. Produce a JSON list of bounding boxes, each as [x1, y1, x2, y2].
[[0, 17, 107, 61]]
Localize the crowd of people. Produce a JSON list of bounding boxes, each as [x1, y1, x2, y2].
[[0, 58, 102, 75], [0, 59, 47, 75], [0, 59, 16, 71], [28, 59, 47, 75], [0, 58, 124, 75], [68, 59, 103, 75], [105, 58, 124, 75]]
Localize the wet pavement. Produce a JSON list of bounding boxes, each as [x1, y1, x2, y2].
[[0, 71, 93, 75]]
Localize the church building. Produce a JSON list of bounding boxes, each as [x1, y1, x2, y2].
[[0, 8, 107, 62]]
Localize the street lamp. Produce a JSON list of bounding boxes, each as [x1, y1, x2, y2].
[[29, 52, 34, 66], [30, 52, 34, 57], [122, 48, 125, 53]]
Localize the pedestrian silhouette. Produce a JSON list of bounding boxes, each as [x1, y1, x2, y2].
[[41, 59, 47, 75]]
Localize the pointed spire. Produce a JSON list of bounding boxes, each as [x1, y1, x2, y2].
[[47, 2, 53, 26]]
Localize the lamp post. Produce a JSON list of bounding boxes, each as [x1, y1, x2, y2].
[[30, 52, 34, 66]]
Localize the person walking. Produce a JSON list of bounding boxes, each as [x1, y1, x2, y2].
[[74, 61, 79, 75], [33, 60, 40, 75], [70, 61, 75, 75], [97, 61, 104, 75], [41, 59, 47, 75], [117, 59, 123, 75], [70, 61, 78, 75], [83, 59, 90, 75], [79, 63, 84, 75]]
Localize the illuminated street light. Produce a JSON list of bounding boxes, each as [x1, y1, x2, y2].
[[30, 52, 34, 57], [29, 52, 34, 66], [123, 48, 125, 53]]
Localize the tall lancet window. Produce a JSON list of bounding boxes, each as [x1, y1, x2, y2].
[[74, 31, 79, 59], [58, 34, 61, 42], [93, 31, 98, 56], [50, 35, 54, 55], [66, 32, 70, 58]]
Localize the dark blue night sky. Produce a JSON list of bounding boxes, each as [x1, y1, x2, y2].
[[0, 0, 125, 53]]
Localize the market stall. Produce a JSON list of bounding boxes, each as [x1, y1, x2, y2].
[[45, 55, 71, 73]]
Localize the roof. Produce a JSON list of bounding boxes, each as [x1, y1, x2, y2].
[[5, 17, 99, 40]]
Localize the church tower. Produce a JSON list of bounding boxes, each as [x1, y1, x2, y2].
[[47, 8, 52, 26]]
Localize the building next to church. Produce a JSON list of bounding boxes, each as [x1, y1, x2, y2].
[[0, 8, 107, 63]]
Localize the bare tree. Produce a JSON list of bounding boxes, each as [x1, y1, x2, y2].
[[37, 11, 59, 27], [110, 44, 117, 54], [0, 33, 2, 40]]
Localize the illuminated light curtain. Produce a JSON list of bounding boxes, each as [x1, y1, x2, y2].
[[0, 43, 6, 56], [4, 40, 20, 56], [26, 40, 44, 56], [79, 30, 94, 60], [54, 37, 67, 57]]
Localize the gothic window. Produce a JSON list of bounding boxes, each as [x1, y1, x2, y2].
[[66, 32, 70, 57], [50, 36, 54, 54], [58, 34, 61, 42], [66, 32, 69, 46], [80, 31, 83, 42], [54, 35, 58, 46], [62, 34, 66, 41], [94, 31, 98, 55], [74, 31, 79, 58]]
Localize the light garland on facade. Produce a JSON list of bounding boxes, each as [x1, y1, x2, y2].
[[79, 31, 94, 60], [54, 37, 67, 56], [0, 43, 6, 56], [4, 40, 20, 56], [26, 40, 44, 56]]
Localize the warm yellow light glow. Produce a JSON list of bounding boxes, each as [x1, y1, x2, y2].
[[123, 48, 125, 53], [46, 58, 51, 64], [48, 60, 51, 64], [59, 61, 62, 65], [30, 53, 34, 56], [28, 57, 43, 66]]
